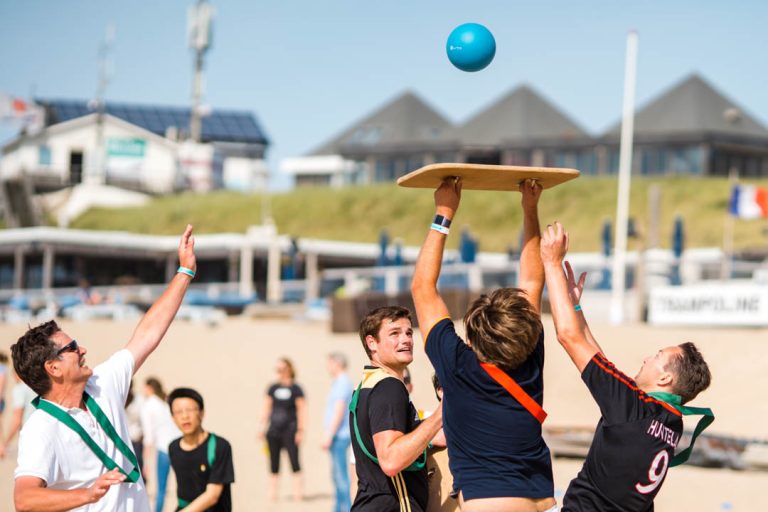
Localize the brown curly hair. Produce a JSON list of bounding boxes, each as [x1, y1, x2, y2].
[[463, 288, 542, 372], [10, 320, 62, 396]]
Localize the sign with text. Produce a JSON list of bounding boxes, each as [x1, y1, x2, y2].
[[106, 138, 146, 175], [649, 284, 768, 327], [106, 138, 146, 158]]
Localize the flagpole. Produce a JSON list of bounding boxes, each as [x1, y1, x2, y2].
[[721, 167, 738, 280], [610, 30, 638, 325]]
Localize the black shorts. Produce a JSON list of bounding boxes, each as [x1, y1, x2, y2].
[[266, 425, 300, 474]]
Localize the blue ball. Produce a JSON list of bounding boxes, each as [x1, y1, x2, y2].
[[446, 23, 496, 72]]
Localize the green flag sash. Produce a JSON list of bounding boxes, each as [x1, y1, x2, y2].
[[349, 377, 426, 472], [648, 391, 714, 467], [32, 392, 141, 483]]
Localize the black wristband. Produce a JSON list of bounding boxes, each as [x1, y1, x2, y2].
[[433, 214, 452, 228]]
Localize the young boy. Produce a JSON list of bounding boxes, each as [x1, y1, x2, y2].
[[167, 388, 235, 511]]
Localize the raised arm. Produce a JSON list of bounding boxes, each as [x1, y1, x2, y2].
[[411, 179, 462, 339], [540, 222, 603, 372], [126, 224, 197, 373], [518, 179, 544, 314]]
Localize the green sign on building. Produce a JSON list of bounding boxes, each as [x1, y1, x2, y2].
[[106, 138, 146, 158]]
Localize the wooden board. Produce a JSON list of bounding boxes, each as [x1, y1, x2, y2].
[[397, 163, 580, 191]]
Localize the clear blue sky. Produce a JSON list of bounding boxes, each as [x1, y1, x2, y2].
[[2, 0, 767, 190]]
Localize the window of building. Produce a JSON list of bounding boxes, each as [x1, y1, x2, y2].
[[434, 152, 457, 163], [639, 146, 703, 175], [375, 159, 396, 182], [551, 150, 597, 174], [39, 145, 52, 166], [403, 156, 423, 176], [350, 127, 382, 145]]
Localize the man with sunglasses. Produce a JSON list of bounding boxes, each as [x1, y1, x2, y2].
[[10, 224, 197, 512]]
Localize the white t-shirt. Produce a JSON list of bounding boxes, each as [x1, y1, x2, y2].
[[125, 394, 144, 444], [140, 394, 181, 453], [11, 381, 37, 423], [15, 349, 150, 511]]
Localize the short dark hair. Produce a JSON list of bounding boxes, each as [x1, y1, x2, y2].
[[464, 288, 542, 372], [667, 342, 711, 404], [358, 306, 412, 359], [10, 320, 61, 396], [168, 387, 205, 411]]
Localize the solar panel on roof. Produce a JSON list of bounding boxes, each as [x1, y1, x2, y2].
[[39, 99, 267, 144]]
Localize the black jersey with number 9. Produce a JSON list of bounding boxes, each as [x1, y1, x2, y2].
[[562, 353, 684, 512]]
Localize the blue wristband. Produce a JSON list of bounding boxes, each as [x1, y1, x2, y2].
[[177, 266, 196, 278], [430, 223, 450, 235]]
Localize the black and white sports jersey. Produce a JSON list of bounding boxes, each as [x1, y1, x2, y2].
[[562, 353, 683, 512]]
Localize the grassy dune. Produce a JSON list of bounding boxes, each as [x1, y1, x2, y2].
[[69, 177, 768, 253]]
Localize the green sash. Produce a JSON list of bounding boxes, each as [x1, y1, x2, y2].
[[648, 391, 715, 467], [32, 392, 141, 483], [178, 433, 217, 509], [349, 377, 426, 472]]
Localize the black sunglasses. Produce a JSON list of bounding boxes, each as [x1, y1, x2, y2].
[[56, 339, 79, 356]]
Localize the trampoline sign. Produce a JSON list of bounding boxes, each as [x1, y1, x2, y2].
[[649, 284, 768, 327], [107, 138, 146, 174]]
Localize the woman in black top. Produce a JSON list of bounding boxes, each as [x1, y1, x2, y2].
[[259, 357, 307, 502]]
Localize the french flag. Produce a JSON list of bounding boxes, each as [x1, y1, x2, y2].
[[729, 185, 768, 219]]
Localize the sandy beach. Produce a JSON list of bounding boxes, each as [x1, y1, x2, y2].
[[1, 314, 766, 511]]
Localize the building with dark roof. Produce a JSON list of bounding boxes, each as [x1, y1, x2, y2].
[[282, 73, 768, 187], [1, 99, 270, 194], [282, 91, 459, 186], [452, 85, 596, 172], [600, 74, 768, 176], [37, 99, 268, 145]]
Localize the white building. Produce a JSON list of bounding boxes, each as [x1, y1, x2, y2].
[[1, 99, 270, 194]]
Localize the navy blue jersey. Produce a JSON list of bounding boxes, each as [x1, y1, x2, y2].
[[562, 353, 684, 512], [425, 318, 553, 500]]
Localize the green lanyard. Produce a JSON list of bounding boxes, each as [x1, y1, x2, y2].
[[349, 381, 426, 472], [178, 433, 217, 509], [32, 392, 141, 483], [648, 391, 715, 467]]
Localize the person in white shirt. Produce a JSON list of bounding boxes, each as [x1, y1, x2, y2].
[[125, 382, 145, 472], [10, 224, 197, 512], [0, 373, 37, 459], [141, 376, 181, 512]]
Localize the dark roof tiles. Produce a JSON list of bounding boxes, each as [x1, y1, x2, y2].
[[36, 99, 268, 145]]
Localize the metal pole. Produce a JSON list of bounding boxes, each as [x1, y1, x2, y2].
[[188, 0, 211, 143], [721, 167, 738, 280], [88, 24, 114, 186], [610, 31, 638, 325], [190, 49, 204, 142]]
